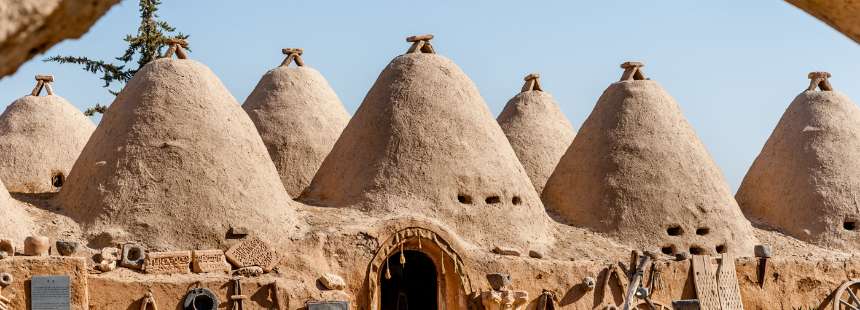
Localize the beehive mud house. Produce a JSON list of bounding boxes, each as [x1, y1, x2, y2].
[[1, 35, 860, 310]]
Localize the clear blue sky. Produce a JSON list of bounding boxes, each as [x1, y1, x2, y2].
[[0, 1, 857, 190]]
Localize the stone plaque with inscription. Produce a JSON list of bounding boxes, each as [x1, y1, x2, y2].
[[144, 250, 192, 274], [225, 236, 279, 272], [192, 249, 230, 273], [31, 275, 70, 310], [307, 301, 349, 310]]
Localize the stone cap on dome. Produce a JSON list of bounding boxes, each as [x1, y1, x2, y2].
[[619, 61, 647, 81], [807, 71, 833, 91], [30, 74, 55, 96], [280, 48, 305, 67], [405, 34, 436, 54], [162, 38, 189, 59], [521, 73, 543, 93]]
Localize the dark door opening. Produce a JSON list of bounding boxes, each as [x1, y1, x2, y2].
[[380, 250, 438, 310]]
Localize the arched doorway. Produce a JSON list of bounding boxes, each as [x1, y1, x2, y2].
[[365, 226, 473, 310], [380, 250, 438, 310]]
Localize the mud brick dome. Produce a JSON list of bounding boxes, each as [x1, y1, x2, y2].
[[243, 48, 350, 197], [542, 62, 757, 256], [0, 179, 35, 247], [300, 35, 555, 249], [56, 42, 300, 250], [0, 75, 95, 193], [737, 72, 860, 251], [497, 73, 576, 194]]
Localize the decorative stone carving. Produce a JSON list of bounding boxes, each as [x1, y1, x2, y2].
[[121, 243, 146, 270], [233, 266, 264, 277], [192, 250, 230, 273], [145, 251, 192, 274], [225, 236, 279, 272], [481, 273, 528, 310], [24, 236, 50, 256], [481, 289, 528, 310], [55, 241, 78, 256], [319, 273, 346, 290]]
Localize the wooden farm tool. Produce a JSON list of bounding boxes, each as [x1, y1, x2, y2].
[[230, 277, 247, 310]]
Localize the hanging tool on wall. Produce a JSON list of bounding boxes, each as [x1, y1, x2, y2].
[[621, 251, 657, 310], [230, 277, 247, 310]]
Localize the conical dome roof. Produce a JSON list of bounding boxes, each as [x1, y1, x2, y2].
[[542, 62, 756, 256], [497, 73, 575, 194], [0, 179, 35, 246], [57, 41, 299, 250], [243, 48, 349, 197], [737, 72, 860, 250], [0, 75, 95, 193], [301, 35, 554, 248]]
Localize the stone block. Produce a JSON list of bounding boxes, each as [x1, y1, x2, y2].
[[55, 241, 78, 256], [486, 273, 511, 290], [319, 273, 346, 290], [0, 239, 13, 257], [100, 247, 119, 261], [228, 226, 249, 237], [491, 246, 521, 256], [24, 236, 50, 256], [192, 249, 230, 273], [225, 236, 279, 272], [144, 251, 191, 274], [120, 243, 145, 270]]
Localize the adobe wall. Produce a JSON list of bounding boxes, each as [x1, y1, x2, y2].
[[0, 257, 88, 309], [73, 254, 859, 309]]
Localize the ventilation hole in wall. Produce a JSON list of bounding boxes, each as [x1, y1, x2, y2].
[[485, 196, 501, 204], [51, 172, 65, 188], [457, 194, 473, 204], [696, 227, 710, 236], [844, 221, 857, 231], [715, 244, 727, 254], [689, 246, 705, 255], [666, 226, 683, 236], [660, 245, 675, 255], [511, 196, 522, 205]]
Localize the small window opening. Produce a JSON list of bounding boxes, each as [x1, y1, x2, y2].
[[844, 221, 857, 231], [511, 196, 522, 205], [666, 226, 683, 236], [660, 245, 674, 255], [696, 227, 710, 236], [457, 194, 473, 204], [485, 196, 501, 204], [51, 172, 65, 188], [689, 246, 705, 255], [715, 244, 727, 254]]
